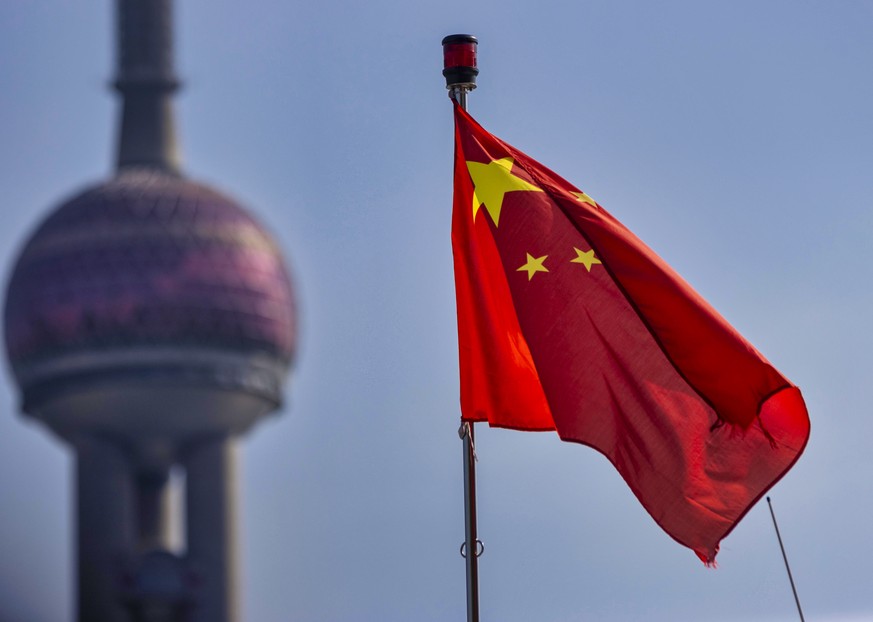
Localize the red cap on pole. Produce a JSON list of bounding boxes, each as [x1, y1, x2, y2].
[[442, 34, 478, 89]]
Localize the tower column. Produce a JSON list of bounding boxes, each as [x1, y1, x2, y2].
[[74, 435, 135, 622], [135, 469, 174, 551], [184, 437, 240, 622]]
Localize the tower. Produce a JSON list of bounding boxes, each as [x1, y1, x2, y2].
[[3, 1, 296, 621]]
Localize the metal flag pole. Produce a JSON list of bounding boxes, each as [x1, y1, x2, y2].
[[442, 33, 481, 622], [766, 497, 806, 622], [459, 421, 480, 622]]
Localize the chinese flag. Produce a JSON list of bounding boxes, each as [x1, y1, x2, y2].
[[451, 103, 809, 564]]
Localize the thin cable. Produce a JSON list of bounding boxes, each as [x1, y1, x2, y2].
[[766, 496, 805, 622]]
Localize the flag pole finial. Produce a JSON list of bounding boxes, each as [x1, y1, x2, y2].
[[442, 34, 478, 107]]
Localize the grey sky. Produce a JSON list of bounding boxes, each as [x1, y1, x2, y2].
[[0, 1, 870, 620]]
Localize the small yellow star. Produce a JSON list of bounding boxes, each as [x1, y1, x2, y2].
[[517, 253, 549, 281], [571, 247, 602, 272], [572, 190, 597, 206], [467, 157, 543, 226]]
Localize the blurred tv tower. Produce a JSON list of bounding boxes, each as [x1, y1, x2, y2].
[[4, 1, 297, 620]]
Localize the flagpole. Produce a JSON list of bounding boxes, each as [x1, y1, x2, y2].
[[442, 33, 481, 622], [459, 422, 480, 622]]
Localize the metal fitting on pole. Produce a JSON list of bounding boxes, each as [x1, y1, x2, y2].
[[442, 34, 478, 105]]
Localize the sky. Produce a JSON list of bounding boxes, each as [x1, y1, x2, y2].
[[0, 1, 871, 621]]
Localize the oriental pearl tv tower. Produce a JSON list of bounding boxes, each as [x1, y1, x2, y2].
[[3, 1, 297, 621]]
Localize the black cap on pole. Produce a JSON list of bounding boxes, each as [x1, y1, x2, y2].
[[442, 34, 478, 89]]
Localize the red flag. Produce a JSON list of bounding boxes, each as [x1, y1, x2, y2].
[[451, 103, 810, 564]]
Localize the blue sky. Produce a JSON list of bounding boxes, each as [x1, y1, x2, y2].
[[1, 1, 871, 620]]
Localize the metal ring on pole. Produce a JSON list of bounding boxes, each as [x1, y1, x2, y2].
[[459, 539, 484, 559]]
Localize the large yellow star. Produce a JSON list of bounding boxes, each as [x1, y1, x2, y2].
[[571, 247, 602, 272], [467, 157, 543, 226], [517, 253, 549, 280]]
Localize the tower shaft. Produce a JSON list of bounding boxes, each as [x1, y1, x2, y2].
[[114, 0, 180, 173]]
